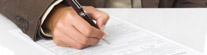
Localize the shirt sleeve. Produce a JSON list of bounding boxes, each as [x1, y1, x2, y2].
[[40, 0, 63, 37]]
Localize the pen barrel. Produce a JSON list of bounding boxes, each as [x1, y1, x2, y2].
[[66, 0, 99, 29], [82, 14, 99, 29]]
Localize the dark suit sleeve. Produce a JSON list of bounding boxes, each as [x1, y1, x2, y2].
[[173, 0, 206, 7], [60, 0, 96, 7], [0, 0, 54, 41]]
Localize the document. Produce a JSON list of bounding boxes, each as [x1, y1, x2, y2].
[[9, 16, 202, 55], [0, 45, 14, 55]]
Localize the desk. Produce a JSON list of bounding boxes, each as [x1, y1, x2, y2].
[[0, 9, 207, 55]]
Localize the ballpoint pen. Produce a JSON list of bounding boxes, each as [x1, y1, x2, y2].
[[66, 0, 110, 44]]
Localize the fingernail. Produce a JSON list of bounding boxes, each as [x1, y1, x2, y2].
[[102, 34, 106, 40], [101, 25, 105, 31]]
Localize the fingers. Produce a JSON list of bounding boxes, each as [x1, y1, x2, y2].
[[52, 21, 83, 49], [50, 6, 109, 49], [83, 6, 110, 30], [58, 22, 87, 44], [52, 29, 81, 48], [87, 38, 100, 46], [53, 27, 101, 49], [54, 19, 102, 49], [53, 37, 70, 47], [66, 14, 105, 39], [58, 23, 100, 46], [63, 22, 101, 45], [54, 31, 83, 49]]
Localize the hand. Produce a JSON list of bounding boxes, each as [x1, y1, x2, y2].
[[43, 4, 109, 49]]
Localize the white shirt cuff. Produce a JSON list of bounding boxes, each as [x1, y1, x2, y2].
[[40, 0, 63, 37]]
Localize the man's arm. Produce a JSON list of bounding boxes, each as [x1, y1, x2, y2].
[[0, 0, 97, 41], [0, 0, 109, 49], [0, 0, 54, 41]]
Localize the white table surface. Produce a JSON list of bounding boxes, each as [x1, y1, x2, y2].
[[0, 8, 207, 55]]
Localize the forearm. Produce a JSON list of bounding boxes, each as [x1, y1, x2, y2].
[[0, 0, 97, 41], [0, 0, 54, 41]]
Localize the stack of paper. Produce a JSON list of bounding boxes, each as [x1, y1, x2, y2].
[[9, 16, 202, 55]]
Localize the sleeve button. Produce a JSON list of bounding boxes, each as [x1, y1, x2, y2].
[[16, 16, 28, 32]]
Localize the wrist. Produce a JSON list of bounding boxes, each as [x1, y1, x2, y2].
[[43, 4, 65, 32]]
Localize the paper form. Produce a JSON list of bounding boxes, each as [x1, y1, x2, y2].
[[0, 45, 14, 55], [204, 33, 207, 55], [9, 16, 202, 55]]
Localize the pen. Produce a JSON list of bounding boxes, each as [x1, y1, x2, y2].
[[66, 0, 110, 44]]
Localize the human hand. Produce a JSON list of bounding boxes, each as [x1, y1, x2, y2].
[[43, 4, 109, 49]]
